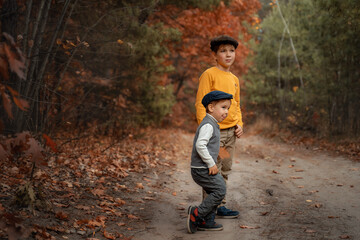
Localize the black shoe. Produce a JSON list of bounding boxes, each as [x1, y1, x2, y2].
[[187, 206, 199, 233], [198, 221, 223, 231], [198, 212, 223, 231], [216, 206, 239, 219]]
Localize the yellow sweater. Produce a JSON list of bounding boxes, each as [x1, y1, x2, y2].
[[195, 67, 243, 129]]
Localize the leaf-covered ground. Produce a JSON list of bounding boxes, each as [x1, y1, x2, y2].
[[1, 126, 359, 240], [0, 128, 187, 240]]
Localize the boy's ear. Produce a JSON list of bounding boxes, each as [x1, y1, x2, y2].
[[212, 51, 217, 60], [208, 103, 214, 113]]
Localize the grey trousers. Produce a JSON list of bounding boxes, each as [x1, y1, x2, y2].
[[191, 168, 226, 220], [202, 127, 236, 205]]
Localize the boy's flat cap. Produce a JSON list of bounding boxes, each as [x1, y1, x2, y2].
[[210, 35, 239, 51], [202, 90, 233, 107]]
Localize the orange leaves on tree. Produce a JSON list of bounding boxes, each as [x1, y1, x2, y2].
[[7, 86, 29, 111], [149, 0, 261, 90], [0, 33, 26, 80], [0, 33, 27, 120], [0, 86, 29, 120]]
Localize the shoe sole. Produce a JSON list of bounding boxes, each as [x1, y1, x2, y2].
[[198, 226, 224, 231], [216, 214, 239, 219], [187, 206, 197, 233]]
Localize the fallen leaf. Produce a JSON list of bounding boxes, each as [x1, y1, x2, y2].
[[74, 205, 90, 210], [127, 214, 139, 219], [272, 170, 279, 174], [314, 203, 322, 208], [339, 235, 351, 239], [91, 188, 105, 196], [117, 184, 127, 189], [115, 198, 126, 205], [291, 176, 303, 179], [143, 196, 155, 200], [136, 183, 144, 189], [172, 192, 177, 196], [143, 177, 151, 182], [55, 211, 68, 220], [336, 184, 343, 187], [53, 202, 69, 208], [240, 225, 260, 229], [288, 165, 295, 168], [103, 230, 116, 240], [298, 186, 304, 188], [117, 222, 126, 227], [306, 200, 313, 203], [309, 190, 319, 193], [295, 169, 304, 172], [88, 216, 106, 228], [46, 226, 66, 233]]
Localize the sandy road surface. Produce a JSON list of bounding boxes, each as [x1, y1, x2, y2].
[[134, 133, 360, 240]]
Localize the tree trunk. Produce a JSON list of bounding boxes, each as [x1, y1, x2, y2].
[[0, 0, 17, 39]]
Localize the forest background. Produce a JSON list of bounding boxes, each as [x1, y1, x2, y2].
[[0, 0, 359, 239]]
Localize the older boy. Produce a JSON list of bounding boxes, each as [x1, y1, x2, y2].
[[188, 90, 233, 233], [195, 35, 243, 218]]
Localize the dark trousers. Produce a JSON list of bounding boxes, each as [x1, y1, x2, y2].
[[191, 168, 226, 220]]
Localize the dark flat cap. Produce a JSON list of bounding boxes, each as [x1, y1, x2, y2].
[[210, 35, 239, 52], [202, 90, 233, 108]]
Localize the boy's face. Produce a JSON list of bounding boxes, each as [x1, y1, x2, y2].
[[208, 99, 231, 123], [213, 44, 236, 70]]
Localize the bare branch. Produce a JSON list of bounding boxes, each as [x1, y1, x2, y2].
[[275, 0, 304, 88]]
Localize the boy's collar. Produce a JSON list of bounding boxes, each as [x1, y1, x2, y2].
[[206, 113, 218, 123]]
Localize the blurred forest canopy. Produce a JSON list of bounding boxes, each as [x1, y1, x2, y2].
[[1, 0, 358, 139], [0, 0, 260, 137], [245, 0, 360, 137]]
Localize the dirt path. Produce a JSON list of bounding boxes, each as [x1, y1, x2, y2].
[[134, 132, 360, 240]]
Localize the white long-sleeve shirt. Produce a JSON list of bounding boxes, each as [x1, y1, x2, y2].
[[192, 114, 218, 168]]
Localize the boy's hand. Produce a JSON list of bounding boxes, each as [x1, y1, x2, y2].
[[208, 165, 219, 175], [235, 124, 243, 138]]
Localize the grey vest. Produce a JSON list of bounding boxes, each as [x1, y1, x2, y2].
[[191, 114, 220, 168]]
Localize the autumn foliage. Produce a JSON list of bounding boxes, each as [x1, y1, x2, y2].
[[0, 33, 28, 120], [149, 0, 261, 93]]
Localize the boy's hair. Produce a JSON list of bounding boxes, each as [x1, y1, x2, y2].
[[210, 35, 239, 52], [205, 99, 231, 113]]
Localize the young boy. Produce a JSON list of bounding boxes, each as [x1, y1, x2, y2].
[[195, 35, 243, 218], [187, 90, 233, 233]]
